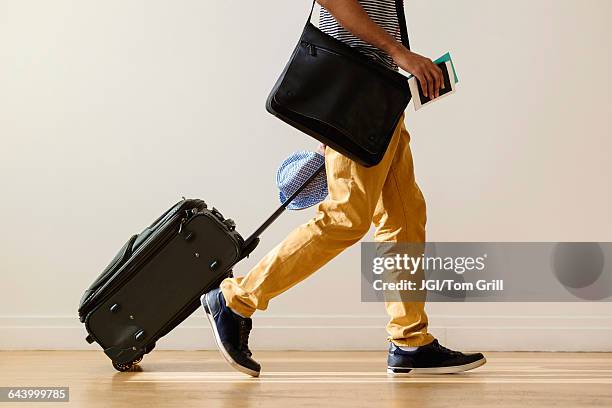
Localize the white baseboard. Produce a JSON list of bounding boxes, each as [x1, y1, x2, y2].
[[1, 315, 611, 352]]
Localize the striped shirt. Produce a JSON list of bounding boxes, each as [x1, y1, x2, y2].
[[319, 0, 403, 70]]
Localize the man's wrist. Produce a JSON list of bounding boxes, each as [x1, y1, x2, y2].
[[387, 42, 408, 61]]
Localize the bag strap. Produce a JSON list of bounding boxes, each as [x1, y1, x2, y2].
[[242, 162, 326, 255], [308, 0, 410, 50], [395, 0, 411, 50], [307, 0, 316, 21]]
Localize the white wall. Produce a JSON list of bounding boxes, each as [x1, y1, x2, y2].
[[1, 0, 611, 351]]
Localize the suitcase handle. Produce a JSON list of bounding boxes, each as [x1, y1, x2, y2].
[[242, 162, 325, 253]]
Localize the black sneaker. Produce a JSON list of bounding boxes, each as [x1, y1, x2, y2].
[[201, 288, 261, 377], [387, 339, 486, 375]]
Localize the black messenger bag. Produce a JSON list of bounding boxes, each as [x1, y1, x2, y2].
[[266, 0, 412, 167]]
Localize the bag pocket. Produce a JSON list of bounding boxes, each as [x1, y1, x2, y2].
[[78, 234, 138, 318]]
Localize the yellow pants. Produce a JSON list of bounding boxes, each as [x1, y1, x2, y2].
[[221, 117, 434, 347]]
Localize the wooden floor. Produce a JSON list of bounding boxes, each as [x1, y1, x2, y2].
[[2, 351, 611, 407]]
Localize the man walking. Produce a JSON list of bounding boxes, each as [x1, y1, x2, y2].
[[202, 0, 486, 377]]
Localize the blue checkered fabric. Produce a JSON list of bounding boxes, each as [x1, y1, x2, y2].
[[276, 151, 328, 210]]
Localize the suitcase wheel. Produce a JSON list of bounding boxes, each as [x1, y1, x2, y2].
[[112, 356, 143, 372]]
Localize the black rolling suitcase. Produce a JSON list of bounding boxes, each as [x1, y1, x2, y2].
[[78, 166, 323, 371]]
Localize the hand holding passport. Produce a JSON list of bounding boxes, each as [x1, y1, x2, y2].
[[407, 52, 458, 111]]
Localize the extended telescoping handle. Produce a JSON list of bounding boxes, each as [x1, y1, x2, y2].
[[242, 162, 326, 254]]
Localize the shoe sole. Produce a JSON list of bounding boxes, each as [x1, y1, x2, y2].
[[202, 294, 260, 378], [387, 356, 487, 376]]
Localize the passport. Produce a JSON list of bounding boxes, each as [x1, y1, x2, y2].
[[407, 52, 458, 111]]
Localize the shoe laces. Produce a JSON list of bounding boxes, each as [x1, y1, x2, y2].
[[431, 339, 461, 356], [237, 318, 253, 357]]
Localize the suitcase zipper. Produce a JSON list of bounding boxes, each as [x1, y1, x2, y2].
[[83, 215, 183, 319], [81, 203, 201, 321], [82, 217, 182, 347]]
